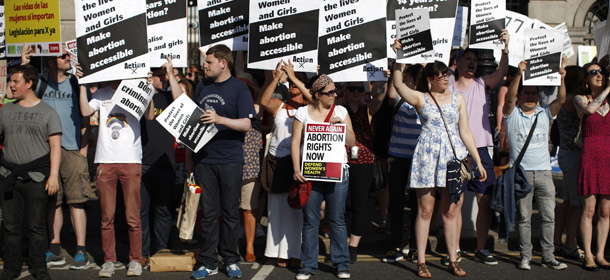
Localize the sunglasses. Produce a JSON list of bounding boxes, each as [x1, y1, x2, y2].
[[57, 53, 69, 59], [319, 89, 337, 96], [589, 69, 605, 76], [186, 72, 193, 77], [433, 73, 450, 80], [348, 86, 365, 93]]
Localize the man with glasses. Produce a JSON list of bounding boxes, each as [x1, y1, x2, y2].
[[20, 44, 94, 270]]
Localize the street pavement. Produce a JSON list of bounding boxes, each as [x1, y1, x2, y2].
[[3, 178, 610, 280]]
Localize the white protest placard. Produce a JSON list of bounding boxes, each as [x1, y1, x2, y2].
[[302, 122, 346, 182], [386, 0, 458, 65], [594, 21, 609, 60], [157, 93, 218, 153], [395, 9, 434, 64], [198, 0, 248, 52], [493, 10, 532, 67], [0, 60, 6, 99], [110, 79, 154, 120], [318, 0, 387, 82], [247, 1, 319, 72], [523, 29, 563, 86], [554, 22, 574, 58], [75, 0, 150, 84], [578, 45, 597, 67], [531, 18, 551, 30], [452, 6, 467, 48], [147, 0, 187, 67], [0, 6, 5, 58], [65, 39, 77, 75], [469, 0, 505, 50]]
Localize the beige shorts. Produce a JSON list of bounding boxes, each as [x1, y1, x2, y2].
[[240, 180, 261, 210], [53, 149, 94, 206]]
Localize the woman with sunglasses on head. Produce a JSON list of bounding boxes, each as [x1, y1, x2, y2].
[[573, 55, 610, 271], [391, 40, 487, 278], [259, 60, 312, 269], [291, 74, 356, 280], [340, 77, 389, 264]]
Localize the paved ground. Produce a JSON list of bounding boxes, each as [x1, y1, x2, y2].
[[2, 173, 610, 279]]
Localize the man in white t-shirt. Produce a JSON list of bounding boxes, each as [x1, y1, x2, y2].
[[79, 80, 154, 277]]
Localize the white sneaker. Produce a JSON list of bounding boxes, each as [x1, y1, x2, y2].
[[337, 270, 350, 279], [98, 262, 115, 278], [126, 261, 142, 276], [518, 258, 531, 270], [542, 259, 568, 270]]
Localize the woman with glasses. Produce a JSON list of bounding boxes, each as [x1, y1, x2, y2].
[[391, 41, 487, 278], [574, 57, 610, 271], [340, 78, 388, 263], [291, 74, 355, 280], [259, 60, 311, 269]]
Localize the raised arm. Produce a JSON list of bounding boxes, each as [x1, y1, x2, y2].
[[258, 61, 284, 117], [482, 29, 510, 89], [282, 60, 313, 103], [549, 55, 568, 117], [503, 60, 525, 117], [20, 43, 33, 66], [163, 56, 183, 100]]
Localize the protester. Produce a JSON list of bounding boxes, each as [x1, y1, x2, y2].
[[574, 58, 610, 271], [382, 64, 424, 263], [0, 64, 62, 280], [341, 78, 387, 264], [139, 59, 183, 268], [291, 74, 355, 280], [20, 44, 94, 270], [259, 60, 311, 268], [553, 65, 587, 261], [503, 59, 568, 271], [448, 30, 510, 265], [79, 77, 155, 277], [392, 39, 487, 277], [189, 44, 257, 279]]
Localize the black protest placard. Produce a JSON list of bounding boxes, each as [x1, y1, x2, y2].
[[198, 0, 248, 52], [178, 107, 210, 151], [395, 9, 433, 63], [468, 0, 505, 49], [319, 0, 387, 82], [523, 29, 563, 86], [147, 0, 187, 67], [0, 6, 5, 58], [75, 0, 149, 84], [247, 1, 318, 72]]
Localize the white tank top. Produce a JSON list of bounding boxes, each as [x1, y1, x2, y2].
[[269, 103, 296, 158]]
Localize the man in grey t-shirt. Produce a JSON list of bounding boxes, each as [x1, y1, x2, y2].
[[21, 45, 93, 269], [0, 64, 62, 280]]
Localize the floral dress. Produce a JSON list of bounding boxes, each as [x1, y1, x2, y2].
[[409, 91, 467, 188]]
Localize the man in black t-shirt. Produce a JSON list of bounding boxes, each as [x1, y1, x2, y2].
[[139, 61, 183, 267], [190, 45, 257, 279]]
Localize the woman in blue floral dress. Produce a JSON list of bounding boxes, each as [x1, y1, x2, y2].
[[392, 40, 487, 278]]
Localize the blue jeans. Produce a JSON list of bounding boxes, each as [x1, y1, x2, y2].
[[301, 168, 349, 274], [140, 164, 175, 257]]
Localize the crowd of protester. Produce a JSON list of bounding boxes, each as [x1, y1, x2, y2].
[[0, 31, 610, 280]]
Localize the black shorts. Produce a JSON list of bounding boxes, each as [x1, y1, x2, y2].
[[464, 147, 496, 195]]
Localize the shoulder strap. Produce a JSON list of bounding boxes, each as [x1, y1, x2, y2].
[[514, 112, 540, 167], [427, 92, 459, 159], [37, 72, 49, 99], [69, 74, 80, 96], [324, 104, 336, 123]]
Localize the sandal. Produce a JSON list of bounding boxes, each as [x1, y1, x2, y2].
[[417, 263, 432, 278], [563, 246, 585, 261], [448, 261, 466, 277], [276, 258, 287, 268]]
